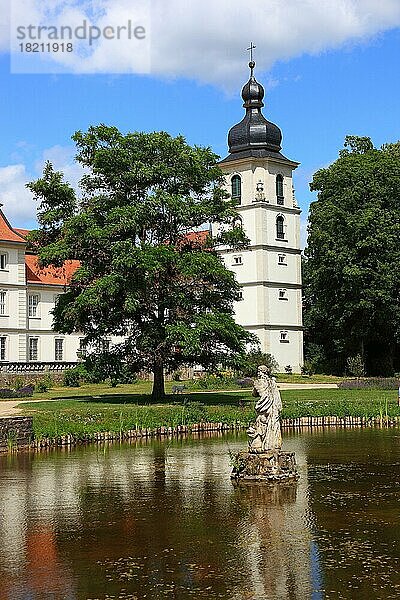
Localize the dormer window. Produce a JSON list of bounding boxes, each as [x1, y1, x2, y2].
[[231, 175, 241, 204], [276, 175, 284, 205]]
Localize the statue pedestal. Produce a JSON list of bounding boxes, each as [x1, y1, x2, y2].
[[231, 450, 299, 483]]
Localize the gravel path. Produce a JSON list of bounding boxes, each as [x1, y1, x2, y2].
[[0, 397, 61, 418]]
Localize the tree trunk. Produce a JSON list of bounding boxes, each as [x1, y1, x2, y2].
[[152, 360, 165, 401]]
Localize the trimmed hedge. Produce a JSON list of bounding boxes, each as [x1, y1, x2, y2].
[[338, 378, 400, 390]]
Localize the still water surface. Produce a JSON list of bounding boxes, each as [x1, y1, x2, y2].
[[0, 428, 399, 600]]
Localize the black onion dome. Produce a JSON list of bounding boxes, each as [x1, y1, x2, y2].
[[226, 61, 283, 158]]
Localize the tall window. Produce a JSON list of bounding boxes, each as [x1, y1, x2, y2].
[[0, 253, 7, 270], [29, 338, 38, 361], [276, 216, 285, 240], [28, 294, 39, 317], [231, 175, 241, 203], [0, 290, 7, 315], [55, 338, 64, 361], [279, 289, 288, 301], [276, 175, 284, 205], [0, 291, 6, 316], [0, 337, 6, 361]]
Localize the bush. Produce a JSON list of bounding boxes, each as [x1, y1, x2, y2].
[[346, 354, 365, 378], [13, 376, 26, 391], [237, 350, 278, 378], [192, 374, 238, 390], [0, 386, 34, 399], [172, 370, 182, 381], [63, 368, 81, 388], [301, 360, 315, 376], [338, 377, 400, 390], [17, 385, 34, 397], [235, 377, 254, 388], [35, 380, 49, 393], [83, 352, 137, 385]]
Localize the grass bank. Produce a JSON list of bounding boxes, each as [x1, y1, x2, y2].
[[18, 387, 400, 439]]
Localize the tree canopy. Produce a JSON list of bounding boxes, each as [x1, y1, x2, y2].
[[27, 126, 254, 397], [303, 136, 400, 375]]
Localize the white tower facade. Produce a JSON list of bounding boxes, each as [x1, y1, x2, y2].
[[213, 61, 303, 372]]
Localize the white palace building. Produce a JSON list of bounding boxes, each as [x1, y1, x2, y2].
[[0, 60, 303, 373]]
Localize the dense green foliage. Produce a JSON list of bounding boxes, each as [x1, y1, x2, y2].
[[27, 126, 254, 398], [304, 136, 400, 375], [236, 350, 278, 377]]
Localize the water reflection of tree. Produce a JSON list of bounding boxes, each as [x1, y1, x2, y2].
[[0, 435, 314, 599]]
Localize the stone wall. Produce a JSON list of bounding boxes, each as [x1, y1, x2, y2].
[[0, 416, 34, 451]]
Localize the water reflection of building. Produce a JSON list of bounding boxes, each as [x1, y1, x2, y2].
[[0, 434, 314, 599]]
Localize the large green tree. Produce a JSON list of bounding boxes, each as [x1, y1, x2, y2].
[[27, 125, 254, 398], [303, 136, 400, 375]]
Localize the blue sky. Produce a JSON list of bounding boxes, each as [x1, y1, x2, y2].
[[0, 0, 399, 245]]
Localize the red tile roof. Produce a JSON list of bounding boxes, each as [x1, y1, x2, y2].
[[25, 254, 80, 286], [0, 210, 26, 243], [14, 227, 30, 238]]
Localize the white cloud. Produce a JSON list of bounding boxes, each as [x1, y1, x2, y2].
[[0, 145, 83, 228], [37, 145, 84, 192], [0, 164, 34, 223], [1, 0, 400, 85]]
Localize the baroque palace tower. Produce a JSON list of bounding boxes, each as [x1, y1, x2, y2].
[[212, 59, 303, 372]]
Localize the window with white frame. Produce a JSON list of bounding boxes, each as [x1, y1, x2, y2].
[[28, 294, 39, 317], [279, 289, 288, 301], [0, 291, 6, 316], [232, 255, 242, 265], [0, 253, 7, 270], [280, 331, 289, 343], [29, 337, 39, 361], [278, 254, 287, 265], [0, 336, 6, 361], [55, 338, 64, 361]]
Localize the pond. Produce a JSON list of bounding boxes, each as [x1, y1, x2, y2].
[[0, 428, 399, 599]]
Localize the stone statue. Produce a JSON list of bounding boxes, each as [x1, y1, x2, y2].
[[248, 365, 282, 453]]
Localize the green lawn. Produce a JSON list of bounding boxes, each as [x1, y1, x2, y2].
[[17, 385, 400, 439]]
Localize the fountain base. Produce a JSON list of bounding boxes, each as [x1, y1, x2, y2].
[[231, 450, 299, 483]]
